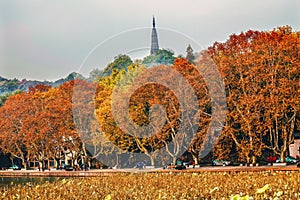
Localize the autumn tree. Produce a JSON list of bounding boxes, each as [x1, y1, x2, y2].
[[95, 63, 155, 166], [0, 92, 33, 168], [95, 58, 212, 166], [0, 83, 84, 169], [208, 26, 300, 163], [72, 79, 117, 166]]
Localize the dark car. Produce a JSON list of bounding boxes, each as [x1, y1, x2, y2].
[[174, 165, 186, 170], [165, 163, 186, 170], [64, 165, 74, 171]]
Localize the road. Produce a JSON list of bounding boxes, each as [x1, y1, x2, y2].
[[0, 164, 299, 177]]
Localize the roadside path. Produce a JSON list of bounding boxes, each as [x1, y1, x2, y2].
[[0, 165, 299, 177]]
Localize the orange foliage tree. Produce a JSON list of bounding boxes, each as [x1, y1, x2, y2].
[[94, 59, 213, 166], [208, 26, 300, 163], [0, 82, 86, 168]]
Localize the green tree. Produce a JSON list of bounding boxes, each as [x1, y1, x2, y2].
[[0, 90, 22, 107], [142, 49, 176, 67], [186, 44, 195, 64], [88, 68, 103, 81], [102, 54, 133, 77]]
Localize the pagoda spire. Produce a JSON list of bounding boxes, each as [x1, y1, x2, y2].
[[152, 16, 155, 27], [150, 16, 159, 55]]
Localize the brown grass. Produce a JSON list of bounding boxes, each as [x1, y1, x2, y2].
[[1, 171, 300, 199]]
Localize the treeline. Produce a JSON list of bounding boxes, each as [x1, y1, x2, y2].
[[209, 26, 300, 163], [0, 26, 299, 168], [0, 83, 81, 168], [0, 72, 85, 106]]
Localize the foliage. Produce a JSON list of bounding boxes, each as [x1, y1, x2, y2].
[[207, 26, 300, 163], [1, 171, 300, 199], [0, 78, 19, 95], [0, 82, 91, 169], [94, 58, 210, 166], [102, 54, 133, 77], [186, 44, 195, 64], [66, 72, 85, 81], [142, 49, 176, 67], [0, 26, 299, 167], [88, 68, 104, 81], [0, 90, 22, 107], [0, 73, 85, 95]]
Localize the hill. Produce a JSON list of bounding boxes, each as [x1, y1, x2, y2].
[[0, 72, 85, 96]]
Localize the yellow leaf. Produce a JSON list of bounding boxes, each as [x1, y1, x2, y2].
[[230, 194, 240, 200], [256, 184, 270, 194], [240, 195, 251, 200], [105, 194, 112, 200], [61, 178, 67, 185], [210, 187, 219, 194]]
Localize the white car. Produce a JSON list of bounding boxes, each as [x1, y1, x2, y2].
[[212, 159, 231, 166]]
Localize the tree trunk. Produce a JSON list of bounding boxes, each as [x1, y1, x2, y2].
[[192, 154, 198, 165], [21, 159, 26, 170], [48, 159, 50, 170], [173, 157, 177, 165], [246, 156, 250, 164], [54, 158, 59, 169], [280, 150, 286, 163], [252, 156, 256, 164], [150, 156, 155, 166]]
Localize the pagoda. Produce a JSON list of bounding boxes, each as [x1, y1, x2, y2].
[[150, 16, 159, 55]]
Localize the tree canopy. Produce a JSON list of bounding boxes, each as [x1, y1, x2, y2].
[[0, 26, 299, 167], [142, 49, 176, 67], [102, 54, 133, 77]]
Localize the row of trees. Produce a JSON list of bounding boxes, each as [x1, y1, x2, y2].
[[93, 59, 211, 166], [207, 26, 300, 163], [0, 26, 299, 167], [94, 26, 300, 165], [0, 83, 85, 169]]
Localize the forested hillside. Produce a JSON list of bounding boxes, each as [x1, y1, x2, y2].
[[0, 72, 85, 106]]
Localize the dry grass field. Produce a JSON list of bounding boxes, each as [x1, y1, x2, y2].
[[1, 171, 300, 199]]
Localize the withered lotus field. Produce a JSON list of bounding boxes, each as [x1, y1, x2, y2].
[[1, 171, 300, 199]]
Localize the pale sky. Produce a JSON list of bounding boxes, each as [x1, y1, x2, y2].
[[0, 0, 299, 81]]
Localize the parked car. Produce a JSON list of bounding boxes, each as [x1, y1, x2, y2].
[[165, 163, 186, 170], [165, 163, 175, 169], [183, 160, 195, 167], [10, 165, 21, 170], [212, 159, 232, 166], [174, 165, 186, 170], [267, 156, 277, 163], [64, 165, 74, 171], [276, 156, 298, 164], [1, 166, 10, 170]]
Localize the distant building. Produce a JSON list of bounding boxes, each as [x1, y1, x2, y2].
[[289, 131, 300, 158], [150, 16, 159, 55]]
